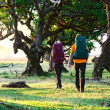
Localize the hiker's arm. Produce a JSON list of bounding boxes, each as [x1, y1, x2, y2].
[[86, 46, 89, 62], [68, 52, 73, 67], [68, 44, 74, 66], [64, 54, 67, 65], [49, 53, 53, 69], [50, 55, 52, 63]]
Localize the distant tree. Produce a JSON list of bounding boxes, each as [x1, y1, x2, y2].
[[0, 0, 106, 76]]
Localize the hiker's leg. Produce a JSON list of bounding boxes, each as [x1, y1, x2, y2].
[[80, 63, 86, 92], [55, 64, 61, 88], [58, 63, 63, 88], [74, 63, 80, 91], [59, 63, 63, 73]]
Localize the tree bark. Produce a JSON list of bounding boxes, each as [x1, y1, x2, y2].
[[92, 4, 110, 79], [22, 54, 44, 76], [35, 17, 44, 60]]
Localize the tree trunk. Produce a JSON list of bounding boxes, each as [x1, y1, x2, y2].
[[22, 58, 44, 76], [21, 43, 44, 76], [92, 37, 110, 78], [12, 8, 45, 76], [21, 17, 45, 76], [35, 17, 44, 59], [92, 4, 110, 79]]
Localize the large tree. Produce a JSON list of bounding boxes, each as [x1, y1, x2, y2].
[[0, 0, 106, 76], [92, 0, 110, 79]]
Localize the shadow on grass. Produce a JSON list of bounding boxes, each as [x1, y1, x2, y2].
[[0, 86, 109, 110], [0, 100, 76, 110], [43, 71, 56, 77], [0, 96, 109, 110]]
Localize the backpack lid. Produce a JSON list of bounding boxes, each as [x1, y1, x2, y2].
[[52, 42, 64, 64], [73, 36, 88, 59], [53, 43, 63, 52]]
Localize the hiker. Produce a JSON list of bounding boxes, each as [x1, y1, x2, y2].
[[50, 41, 66, 89], [68, 34, 89, 93]]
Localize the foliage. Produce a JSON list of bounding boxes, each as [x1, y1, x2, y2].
[[0, 0, 107, 75], [0, 0, 107, 51]]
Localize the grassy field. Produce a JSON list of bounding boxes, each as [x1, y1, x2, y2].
[[0, 61, 110, 110]]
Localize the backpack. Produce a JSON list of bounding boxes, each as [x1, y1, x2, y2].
[[52, 43, 64, 64], [73, 36, 89, 59]]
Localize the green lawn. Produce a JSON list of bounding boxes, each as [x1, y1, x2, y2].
[[0, 62, 110, 110]]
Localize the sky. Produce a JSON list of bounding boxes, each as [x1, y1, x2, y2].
[[0, 23, 30, 59], [0, 38, 26, 59], [0, 23, 107, 59], [90, 35, 107, 56]]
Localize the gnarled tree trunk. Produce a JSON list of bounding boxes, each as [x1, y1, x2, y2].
[[13, 32, 44, 76], [22, 57, 44, 76], [11, 4, 44, 76], [22, 42, 44, 76], [92, 4, 110, 79]]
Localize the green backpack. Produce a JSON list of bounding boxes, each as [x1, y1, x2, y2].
[[73, 36, 89, 59]]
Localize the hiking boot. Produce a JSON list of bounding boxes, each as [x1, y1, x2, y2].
[[77, 88, 80, 92], [81, 89, 84, 93], [59, 86, 62, 89], [56, 84, 59, 89], [56, 84, 62, 89]]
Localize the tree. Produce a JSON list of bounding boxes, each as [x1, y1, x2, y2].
[[93, 1, 110, 79], [0, 0, 106, 76]]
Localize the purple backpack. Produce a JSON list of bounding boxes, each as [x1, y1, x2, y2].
[[52, 43, 64, 64]]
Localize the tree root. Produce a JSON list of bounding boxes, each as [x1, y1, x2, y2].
[[0, 63, 13, 68]]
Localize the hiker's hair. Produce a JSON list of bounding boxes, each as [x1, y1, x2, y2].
[[53, 40, 61, 48], [76, 34, 81, 37], [54, 40, 61, 44], [56, 40, 61, 43]]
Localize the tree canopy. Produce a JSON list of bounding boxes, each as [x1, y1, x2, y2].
[[0, 0, 107, 75], [0, 0, 106, 48]]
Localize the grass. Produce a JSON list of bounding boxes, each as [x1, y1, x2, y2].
[[0, 62, 110, 110]]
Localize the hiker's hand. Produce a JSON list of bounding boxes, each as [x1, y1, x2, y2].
[[50, 66, 52, 70], [68, 64, 71, 69], [64, 62, 67, 66]]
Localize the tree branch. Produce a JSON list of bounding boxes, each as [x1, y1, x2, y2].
[[18, 31, 33, 44], [44, 25, 88, 39], [100, 0, 110, 5], [44, 13, 56, 31], [41, 0, 47, 11], [20, 15, 35, 34], [33, 0, 40, 12], [0, 31, 14, 40]]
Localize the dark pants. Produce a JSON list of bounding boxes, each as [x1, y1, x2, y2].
[[55, 63, 63, 88], [74, 63, 86, 92]]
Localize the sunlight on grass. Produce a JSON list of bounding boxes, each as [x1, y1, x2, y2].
[[0, 62, 110, 109], [0, 81, 110, 110], [0, 98, 109, 110]]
